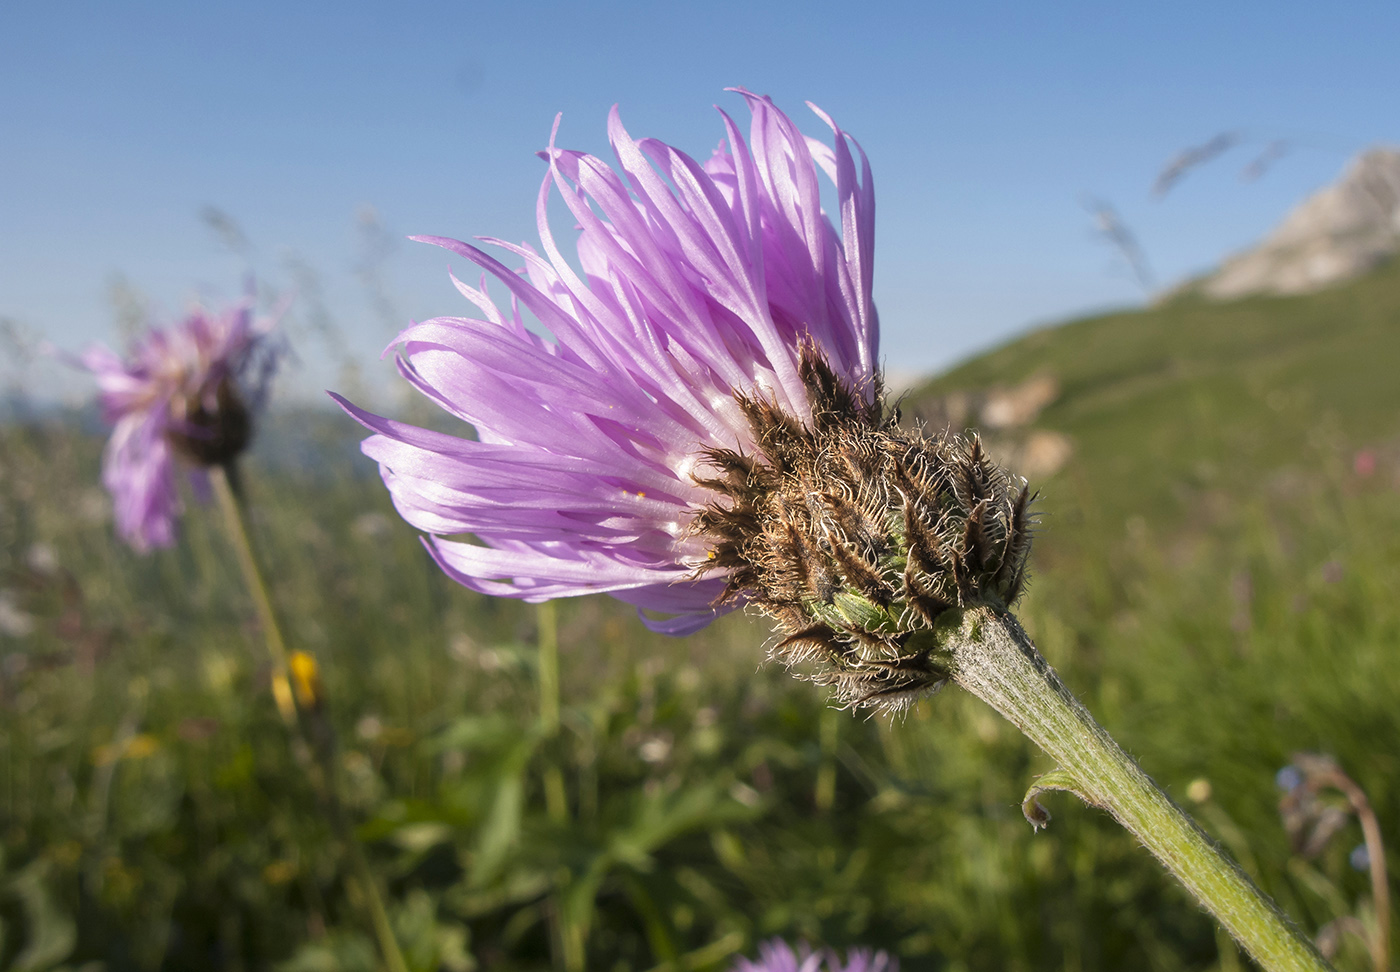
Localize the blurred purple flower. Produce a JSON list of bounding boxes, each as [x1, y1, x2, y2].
[[74, 299, 279, 551], [731, 938, 897, 972], [337, 89, 877, 634]]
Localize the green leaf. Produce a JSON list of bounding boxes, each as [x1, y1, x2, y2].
[[470, 736, 540, 885], [1021, 767, 1089, 831], [7, 860, 77, 972]]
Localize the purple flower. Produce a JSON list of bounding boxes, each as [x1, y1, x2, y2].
[[337, 89, 875, 634], [74, 299, 279, 551], [731, 938, 897, 972]]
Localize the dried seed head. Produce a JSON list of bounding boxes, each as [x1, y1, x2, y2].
[[692, 346, 1037, 713]]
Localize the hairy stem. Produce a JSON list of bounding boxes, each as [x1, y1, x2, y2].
[[948, 607, 1332, 972]]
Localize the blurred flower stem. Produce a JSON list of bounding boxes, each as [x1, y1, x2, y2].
[[210, 464, 295, 724], [1344, 772, 1389, 972], [210, 464, 410, 972], [538, 600, 569, 825], [1284, 754, 1390, 972], [537, 600, 583, 970], [816, 703, 839, 812], [953, 608, 1333, 972]]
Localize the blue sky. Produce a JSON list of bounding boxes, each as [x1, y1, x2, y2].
[[3, 0, 1396, 405]]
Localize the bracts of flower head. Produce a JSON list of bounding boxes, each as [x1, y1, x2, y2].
[[336, 89, 880, 636], [730, 938, 897, 972], [691, 347, 1034, 712], [72, 298, 281, 551]]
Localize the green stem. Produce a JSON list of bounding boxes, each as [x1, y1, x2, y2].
[[815, 703, 838, 812], [538, 600, 561, 736], [537, 600, 569, 825], [211, 465, 294, 721], [342, 834, 410, 972], [1306, 762, 1389, 972], [210, 464, 411, 972], [948, 607, 1333, 972]]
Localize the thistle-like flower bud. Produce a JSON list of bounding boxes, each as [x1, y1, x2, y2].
[[693, 347, 1035, 712]]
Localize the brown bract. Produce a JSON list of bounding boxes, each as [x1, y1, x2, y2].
[[691, 347, 1036, 712]]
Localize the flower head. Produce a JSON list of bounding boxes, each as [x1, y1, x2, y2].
[[75, 299, 279, 551], [344, 91, 1035, 701], [730, 938, 897, 972], [337, 90, 878, 635]]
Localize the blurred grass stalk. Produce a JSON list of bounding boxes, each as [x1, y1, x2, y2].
[[953, 607, 1333, 972], [210, 463, 412, 972]]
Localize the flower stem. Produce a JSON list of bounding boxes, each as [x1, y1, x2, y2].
[[947, 607, 1333, 972], [210, 464, 410, 972], [816, 703, 838, 812], [210, 463, 296, 725], [1301, 759, 1390, 972], [538, 600, 561, 735], [537, 600, 569, 825]]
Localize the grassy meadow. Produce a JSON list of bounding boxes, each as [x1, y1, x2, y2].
[[2, 262, 1399, 971]]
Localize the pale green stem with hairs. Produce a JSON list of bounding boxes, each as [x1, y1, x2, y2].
[[211, 465, 410, 972], [947, 607, 1333, 972]]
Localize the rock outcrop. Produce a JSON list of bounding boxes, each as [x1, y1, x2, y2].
[[1199, 147, 1400, 299]]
